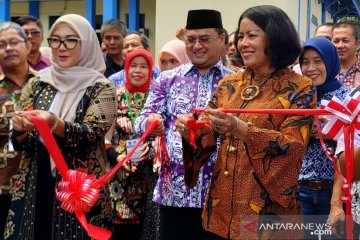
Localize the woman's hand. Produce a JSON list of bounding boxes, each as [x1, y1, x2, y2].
[[148, 113, 164, 136], [139, 142, 151, 162], [175, 114, 192, 142], [204, 108, 248, 141], [12, 112, 35, 132], [117, 116, 134, 133], [12, 110, 57, 132], [117, 155, 137, 175]]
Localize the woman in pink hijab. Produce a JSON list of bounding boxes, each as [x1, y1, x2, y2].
[[158, 39, 189, 72]]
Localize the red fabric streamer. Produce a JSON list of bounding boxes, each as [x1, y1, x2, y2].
[[186, 118, 210, 148], [319, 93, 360, 240], [31, 116, 162, 240], [194, 108, 332, 115]]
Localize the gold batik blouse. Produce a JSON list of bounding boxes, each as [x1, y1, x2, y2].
[[186, 67, 316, 239]]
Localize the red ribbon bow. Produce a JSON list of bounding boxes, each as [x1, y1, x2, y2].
[[318, 93, 360, 240], [320, 92, 360, 140], [31, 116, 161, 240]]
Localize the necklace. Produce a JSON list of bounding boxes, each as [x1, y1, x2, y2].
[[124, 89, 149, 125], [240, 71, 276, 101]]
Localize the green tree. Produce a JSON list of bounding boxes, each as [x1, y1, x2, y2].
[[338, 16, 360, 25]]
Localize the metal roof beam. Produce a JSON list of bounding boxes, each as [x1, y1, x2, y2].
[[352, 0, 360, 15], [324, 0, 339, 9]]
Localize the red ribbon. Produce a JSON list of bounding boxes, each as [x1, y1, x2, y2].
[[194, 93, 360, 240], [319, 93, 360, 240], [186, 118, 209, 148], [31, 116, 161, 240]]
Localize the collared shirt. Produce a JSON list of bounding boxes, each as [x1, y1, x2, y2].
[[298, 86, 350, 181], [29, 53, 51, 71], [104, 54, 124, 78], [135, 60, 233, 208], [338, 57, 360, 88], [109, 66, 160, 89], [0, 68, 37, 194]]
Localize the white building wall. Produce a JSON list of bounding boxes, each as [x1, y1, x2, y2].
[[10, 0, 332, 65], [154, 0, 316, 63]]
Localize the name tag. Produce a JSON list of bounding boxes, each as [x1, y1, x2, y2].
[[126, 137, 141, 163]]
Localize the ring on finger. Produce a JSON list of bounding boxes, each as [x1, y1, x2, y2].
[[216, 124, 220, 130]]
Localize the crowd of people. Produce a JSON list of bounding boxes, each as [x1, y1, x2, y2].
[[0, 4, 359, 240]]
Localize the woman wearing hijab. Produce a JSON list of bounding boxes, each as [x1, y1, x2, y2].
[[298, 37, 349, 238], [105, 49, 158, 240], [5, 14, 117, 240], [158, 39, 189, 72]]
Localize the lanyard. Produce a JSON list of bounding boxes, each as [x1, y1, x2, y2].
[[124, 89, 149, 125], [2, 79, 19, 103]]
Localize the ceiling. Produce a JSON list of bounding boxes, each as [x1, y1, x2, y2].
[[319, 0, 360, 20]]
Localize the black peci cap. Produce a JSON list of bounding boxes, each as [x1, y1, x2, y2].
[[186, 9, 223, 30]]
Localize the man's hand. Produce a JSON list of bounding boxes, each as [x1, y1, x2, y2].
[[327, 204, 345, 237], [175, 114, 193, 142], [148, 113, 164, 136]]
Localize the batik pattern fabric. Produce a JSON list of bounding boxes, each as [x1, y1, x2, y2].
[[109, 66, 160, 89], [0, 71, 36, 195], [189, 68, 316, 239], [108, 86, 154, 224], [352, 180, 360, 224], [135, 61, 233, 208], [338, 57, 360, 88], [298, 86, 350, 181], [4, 79, 117, 240]]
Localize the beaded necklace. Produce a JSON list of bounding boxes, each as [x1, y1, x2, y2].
[[124, 89, 149, 125]]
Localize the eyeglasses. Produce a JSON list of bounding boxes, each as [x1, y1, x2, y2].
[[47, 37, 81, 50], [24, 30, 41, 38], [184, 35, 219, 45], [0, 39, 25, 50]]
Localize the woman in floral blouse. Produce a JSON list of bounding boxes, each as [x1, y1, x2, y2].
[[105, 49, 157, 240]]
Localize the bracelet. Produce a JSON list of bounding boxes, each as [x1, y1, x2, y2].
[[229, 116, 239, 135], [49, 112, 59, 132], [153, 162, 161, 173]]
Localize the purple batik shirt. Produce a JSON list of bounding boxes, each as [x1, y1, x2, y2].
[[135, 60, 233, 208]]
